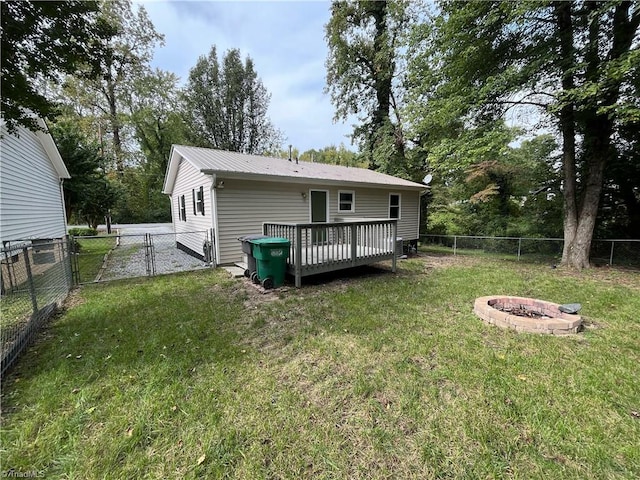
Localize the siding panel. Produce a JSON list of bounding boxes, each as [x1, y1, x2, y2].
[[170, 159, 213, 255], [0, 125, 67, 242], [216, 179, 420, 264]]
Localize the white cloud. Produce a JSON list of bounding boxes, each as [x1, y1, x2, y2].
[[137, 0, 354, 151]]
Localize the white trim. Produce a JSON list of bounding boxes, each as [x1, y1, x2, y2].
[[389, 193, 401, 220], [35, 118, 70, 179], [309, 189, 329, 222], [416, 191, 421, 239], [338, 190, 355, 213], [210, 177, 220, 264]]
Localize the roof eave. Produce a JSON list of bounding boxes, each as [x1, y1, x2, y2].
[[201, 169, 425, 190]]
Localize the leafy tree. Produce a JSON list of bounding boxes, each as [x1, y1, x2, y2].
[[114, 68, 186, 222], [51, 120, 116, 229], [296, 145, 363, 167], [325, 0, 417, 174], [60, 0, 164, 173], [425, 124, 562, 238], [408, 1, 640, 268], [1, 0, 113, 134], [183, 46, 283, 154], [128, 69, 187, 177]]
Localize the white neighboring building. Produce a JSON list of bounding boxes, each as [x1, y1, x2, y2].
[[162, 145, 426, 265], [0, 118, 70, 244]]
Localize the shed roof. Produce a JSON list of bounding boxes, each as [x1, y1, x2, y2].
[[163, 145, 425, 195]]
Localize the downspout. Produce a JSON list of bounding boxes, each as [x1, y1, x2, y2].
[[208, 173, 221, 264], [60, 179, 69, 232]]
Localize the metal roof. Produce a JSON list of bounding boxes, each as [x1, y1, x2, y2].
[[163, 145, 425, 194]]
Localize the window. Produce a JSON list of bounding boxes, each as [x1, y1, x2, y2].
[[197, 186, 205, 215], [192, 189, 197, 215], [389, 193, 401, 219], [179, 195, 186, 221], [338, 191, 355, 212]]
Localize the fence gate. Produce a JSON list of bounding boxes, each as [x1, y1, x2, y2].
[[71, 229, 215, 285], [144, 233, 155, 276]]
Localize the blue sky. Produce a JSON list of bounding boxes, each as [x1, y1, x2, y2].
[[140, 0, 355, 152]]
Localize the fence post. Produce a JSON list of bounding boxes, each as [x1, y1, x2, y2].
[[517, 238, 522, 261], [453, 236, 457, 256], [207, 228, 216, 267], [609, 241, 615, 266], [23, 246, 39, 314], [144, 233, 152, 276], [391, 221, 397, 273], [295, 225, 303, 288]]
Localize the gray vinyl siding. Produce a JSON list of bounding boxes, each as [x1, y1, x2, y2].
[[170, 159, 213, 255], [0, 125, 67, 242], [330, 187, 420, 241], [216, 178, 420, 264]]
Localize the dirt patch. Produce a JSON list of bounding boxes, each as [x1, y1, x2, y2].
[[553, 264, 640, 292], [62, 288, 86, 310]]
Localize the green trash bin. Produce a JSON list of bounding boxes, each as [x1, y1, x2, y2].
[[249, 237, 290, 289]]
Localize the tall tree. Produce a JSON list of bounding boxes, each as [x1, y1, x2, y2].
[[1, 0, 112, 134], [325, 0, 415, 174], [60, 0, 164, 173], [117, 69, 186, 222], [51, 120, 116, 228], [183, 47, 283, 154], [408, 1, 640, 268]]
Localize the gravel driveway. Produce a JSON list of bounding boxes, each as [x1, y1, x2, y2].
[[99, 225, 212, 281]]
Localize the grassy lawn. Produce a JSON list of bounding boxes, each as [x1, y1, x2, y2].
[[1, 256, 639, 479], [74, 236, 117, 283]]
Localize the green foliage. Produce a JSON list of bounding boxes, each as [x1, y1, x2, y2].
[[59, 0, 164, 172], [294, 145, 365, 167], [2, 263, 640, 477], [407, 1, 640, 265], [0, 1, 113, 134], [183, 46, 283, 154], [51, 121, 117, 230], [111, 167, 171, 224], [425, 126, 563, 237], [325, 0, 418, 174], [68, 227, 98, 237]]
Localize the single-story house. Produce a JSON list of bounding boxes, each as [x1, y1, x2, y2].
[[0, 118, 70, 245], [162, 145, 426, 266]]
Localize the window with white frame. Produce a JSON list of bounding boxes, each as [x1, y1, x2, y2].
[[338, 190, 355, 212], [389, 193, 401, 219], [192, 189, 197, 215]]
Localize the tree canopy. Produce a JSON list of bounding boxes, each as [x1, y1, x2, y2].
[[325, 0, 416, 174], [1, 0, 113, 134], [183, 46, 283, 155], [403, 0, 640, 268]]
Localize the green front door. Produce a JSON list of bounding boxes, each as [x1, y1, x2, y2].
[[310, 190, 328, 243]]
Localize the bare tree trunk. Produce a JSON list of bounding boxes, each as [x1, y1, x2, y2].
[[555, 1, 580, 267], [108, 79, 124, 175]]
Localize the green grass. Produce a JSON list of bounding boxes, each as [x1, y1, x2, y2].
[[75, 237, 117, 283], [1, 256, 639, 479]]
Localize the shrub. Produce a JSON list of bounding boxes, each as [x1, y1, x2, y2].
[[68, 227, 98, 237]]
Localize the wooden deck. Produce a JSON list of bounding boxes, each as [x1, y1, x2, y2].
[[263, 219, 398, 287]]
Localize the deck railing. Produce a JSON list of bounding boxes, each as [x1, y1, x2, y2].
[[263, 219, 398, 287]]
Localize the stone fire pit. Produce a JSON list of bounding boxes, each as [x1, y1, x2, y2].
[[474, 296, 582, 335]]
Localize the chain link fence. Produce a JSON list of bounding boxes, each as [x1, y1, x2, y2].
[[420, 235, 640, 267], [1, 238, 72, 376], [1, 229, 215, 375], [72, 230, 214, 284]]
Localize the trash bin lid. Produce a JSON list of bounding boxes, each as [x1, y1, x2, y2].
[[250, 236, 291, 246], [238, 234, 269, 242]]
